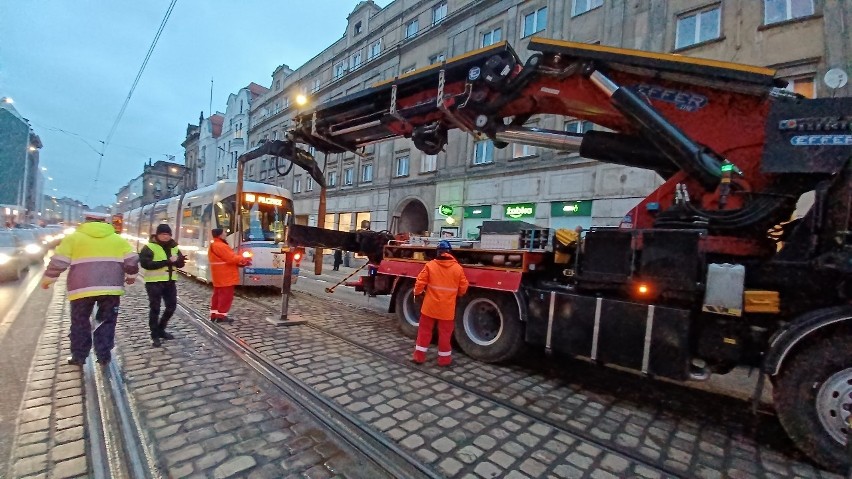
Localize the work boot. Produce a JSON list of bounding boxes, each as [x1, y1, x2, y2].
[[161, 331, 175, 340], [152, 337, 162, 347], [67, 356, 85, 366], [96, 357, 111, 367]]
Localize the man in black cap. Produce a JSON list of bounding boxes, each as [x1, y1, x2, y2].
[[139, 223, 185, 346]]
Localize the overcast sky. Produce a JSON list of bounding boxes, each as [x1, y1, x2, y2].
[[0, 0, 392, 208]]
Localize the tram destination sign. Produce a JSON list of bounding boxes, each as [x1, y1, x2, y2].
[[245, 193, 284, 206]]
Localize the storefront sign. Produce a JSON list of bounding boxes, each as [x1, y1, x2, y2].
[[551, 200, 592, 217], [463, 205, 491, 218], [504, 203, 536, 219], [245, 193, 283, 206], [439, 204, 455, 216]]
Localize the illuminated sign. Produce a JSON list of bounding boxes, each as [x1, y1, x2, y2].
[[439, 205, 455, 216], [245, 193, 284, 206], [504, 203, 535, 219], [463, 205, 491, 219], [550, 200, 592, 217]]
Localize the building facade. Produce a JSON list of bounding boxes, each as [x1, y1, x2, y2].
[[41, 195, 88, 225], [229, 0, 848, 237], [181, 116, 202, 192], [0, 100, 43, 225], [113, 160, 188, 213]]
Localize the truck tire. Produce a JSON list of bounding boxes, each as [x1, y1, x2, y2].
[[773, 333, 852, 472], [454, 290, 524, 363], [394, 281, 421, 339]]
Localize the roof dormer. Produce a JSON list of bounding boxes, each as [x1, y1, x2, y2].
[[347, 0, 380, 39]]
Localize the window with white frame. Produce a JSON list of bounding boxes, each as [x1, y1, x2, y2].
[[473, 140, 494, 164], [294, 176, 302, 193], [565, 119, 595, 133], [429, 53, 445, 65], [523, 7, 547, 37], [402, 65, 416, 74], [361, 163, 373, 182], [283, 97, 290, 109], [512, 143, 536, 158], [573, 0, 603, 16], [272, 130, 279, 140], [765, 0, 814, 24], [395, 156, 410, 177], [343, 167, 354, 185], [327, 170, 338, 187], [784, 76, 816, 98], [354, 21, 363, 35], [350, 51, 362, 70], [405, 19, 419, 39], [481, 27, 502, 47], [334, 62, 346, 79], [421, 154, 437, 172], [311, 78, 321, 93], [432, 3, 448, 24], [675, 6, 721, 49], [369, 39, 382, 60], [306, 176, 314, 191]]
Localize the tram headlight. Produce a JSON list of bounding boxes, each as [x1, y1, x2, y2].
[[242, 251, 253, 258]]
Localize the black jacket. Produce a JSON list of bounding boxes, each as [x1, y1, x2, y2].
[[140, 237, 185, 280]]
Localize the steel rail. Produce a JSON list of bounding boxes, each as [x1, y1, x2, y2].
[[232, 289, 677, 478], [175, 300, 440, 479]]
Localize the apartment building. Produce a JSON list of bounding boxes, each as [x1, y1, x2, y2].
[[241, 0, 847, 238]]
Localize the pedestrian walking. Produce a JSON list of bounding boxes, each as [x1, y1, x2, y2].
[[140, 223, 185, 346], [208, 228, 250, 322], [40, 211, 139, 366], [412, 239, 469, 366], [333, 249, 343, 271]]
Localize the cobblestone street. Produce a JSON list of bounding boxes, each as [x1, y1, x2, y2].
[[6, 274, 845, 478]]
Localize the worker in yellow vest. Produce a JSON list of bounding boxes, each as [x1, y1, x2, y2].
[[40, 211, 139, 366], [140, 224, 185, 346]]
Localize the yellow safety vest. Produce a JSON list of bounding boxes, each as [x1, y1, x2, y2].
[[142, 243, 179, 282]]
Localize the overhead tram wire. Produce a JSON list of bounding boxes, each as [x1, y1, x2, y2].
[[87, 0, 178, 202]]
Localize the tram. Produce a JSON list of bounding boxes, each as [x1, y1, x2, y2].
[[121, 180, 297, 287]]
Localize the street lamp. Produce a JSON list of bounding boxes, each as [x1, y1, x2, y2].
[[295, 94, 308, 106]]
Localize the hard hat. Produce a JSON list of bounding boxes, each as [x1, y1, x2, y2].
[[83, 211, 109, 221], [437, 239, 452, 251]]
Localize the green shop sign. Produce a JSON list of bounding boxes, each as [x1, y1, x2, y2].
[[463, 205, 491, 219], [439, 205, 455, 216], [551, 200, 592, 217], [504, 203, 536, 219]]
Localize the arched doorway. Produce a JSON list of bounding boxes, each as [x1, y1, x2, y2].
[[395, 199, 429, 235]]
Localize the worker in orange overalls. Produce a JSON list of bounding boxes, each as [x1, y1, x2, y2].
[[208, 228, 250, 322], [412, 240, 469, 366]]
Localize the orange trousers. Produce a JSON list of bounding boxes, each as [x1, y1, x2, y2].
[[412, 313, 454, 366]]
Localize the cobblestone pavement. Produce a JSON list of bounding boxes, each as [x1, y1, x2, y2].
[[8, 278, 385, 479], [8, 278, 88, 479], [110, 284, 385, 479], [176, 278, 843, 479]]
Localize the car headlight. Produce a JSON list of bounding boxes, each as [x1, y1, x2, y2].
[[25, 244, 42, 254], [63, 227, 75, 235], [45, 235, 54, 242], [0, 254, 10, 265]]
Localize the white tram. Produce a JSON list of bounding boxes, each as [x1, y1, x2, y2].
[[121, 180, 297, 287]]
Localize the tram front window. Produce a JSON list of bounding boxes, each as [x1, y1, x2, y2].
[[240, 193, 291, 242]]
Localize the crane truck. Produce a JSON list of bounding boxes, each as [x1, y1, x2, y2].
[[274, 38, 852, 471]]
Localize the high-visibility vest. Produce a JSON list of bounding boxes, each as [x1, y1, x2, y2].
[[142, 243, 179, 282], [46, 222, 138, 300]]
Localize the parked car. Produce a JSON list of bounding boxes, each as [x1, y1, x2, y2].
[[11, 229, 44, 264], [0, 231, 28, 281]]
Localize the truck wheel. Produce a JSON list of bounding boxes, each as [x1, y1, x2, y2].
[[455, 290, 524, 363], [394, 282, 421, 339], [773, 333, 852, 472]]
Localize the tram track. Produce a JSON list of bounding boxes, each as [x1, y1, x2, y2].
[[83, 356, 160, 479], [175, 298, 440, 479], [228, 289, 680, 477]]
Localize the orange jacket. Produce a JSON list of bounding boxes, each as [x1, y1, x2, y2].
[[414, 253, 469, 321], [208, 237, 244, 287]]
